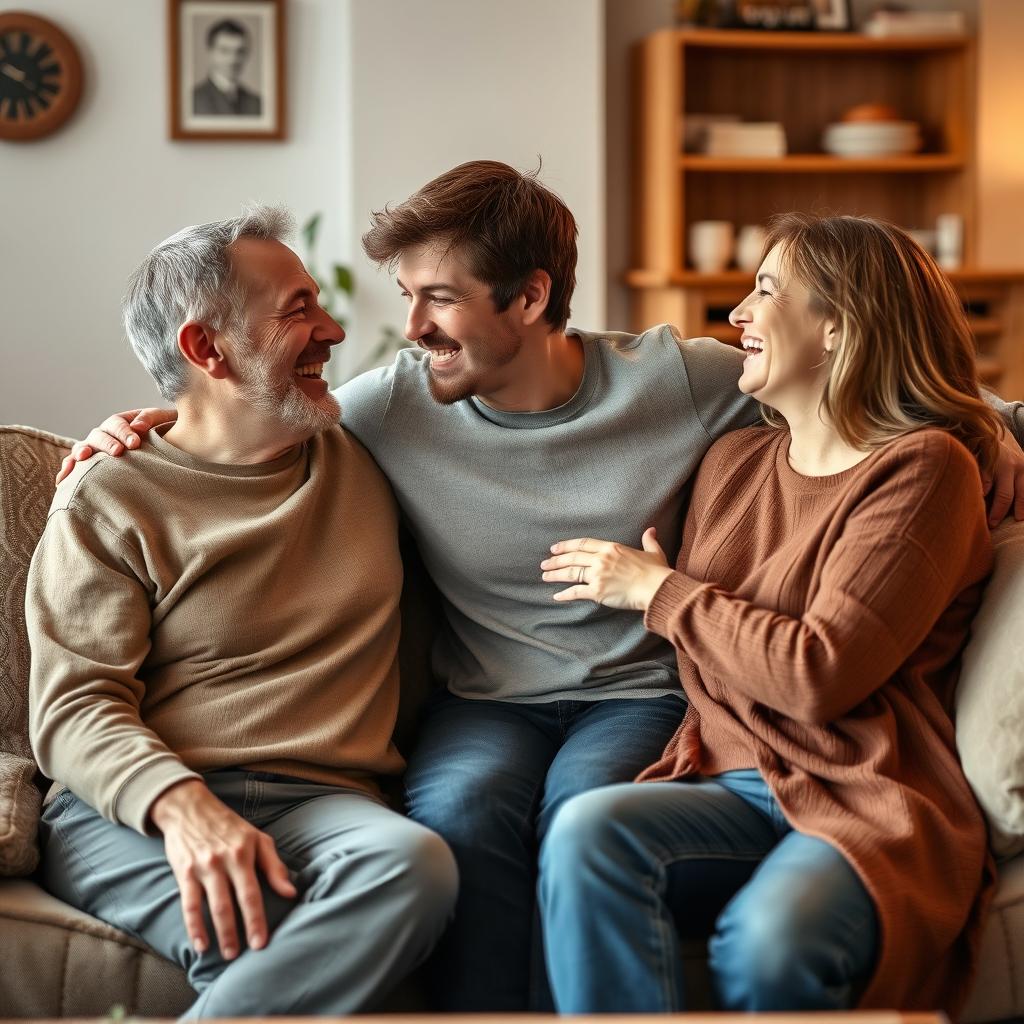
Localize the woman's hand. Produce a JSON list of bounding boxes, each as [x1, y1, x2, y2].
[[541, 527, 674, 612]]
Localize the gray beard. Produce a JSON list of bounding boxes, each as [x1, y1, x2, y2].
[[237, 357, 340, 436]]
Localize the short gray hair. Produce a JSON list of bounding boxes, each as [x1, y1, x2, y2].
[[123, 204, 295, 401]]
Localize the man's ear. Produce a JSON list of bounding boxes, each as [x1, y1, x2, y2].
[[519, 269, 552, 328], [177, 321, 230, 380]]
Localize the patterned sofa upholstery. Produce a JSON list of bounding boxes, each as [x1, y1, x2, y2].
[[1, 423, 1023, 1018]]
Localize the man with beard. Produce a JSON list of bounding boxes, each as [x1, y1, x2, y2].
[[26, 206, 457, 1018], [58, 163, 1024, 1011]]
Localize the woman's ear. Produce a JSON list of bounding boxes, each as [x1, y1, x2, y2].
[[177, 322, 229, 380], [824, 321, 837, 354]]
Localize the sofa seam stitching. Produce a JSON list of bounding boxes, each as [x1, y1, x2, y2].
[[57, 927, 71, 1017]]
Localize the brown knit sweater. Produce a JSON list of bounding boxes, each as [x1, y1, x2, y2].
[[639, 425, 995, 1014], [27, 425, 404, 835]]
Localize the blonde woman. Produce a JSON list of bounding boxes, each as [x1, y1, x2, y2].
[[538, 214, 1006, 1013]]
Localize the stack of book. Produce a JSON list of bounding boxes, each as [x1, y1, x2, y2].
[[863, 10, 966, 36], [704, 122, 786, 159]]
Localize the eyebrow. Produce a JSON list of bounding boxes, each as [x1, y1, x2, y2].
[[396, 277, 460, 295], [280, 283, 319, 309], [757, 273, 780, 288]]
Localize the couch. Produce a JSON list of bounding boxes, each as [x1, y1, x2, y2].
[[2, 423, 1023, 1018]]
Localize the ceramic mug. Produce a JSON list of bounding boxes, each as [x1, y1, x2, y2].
[[736, 224, 767, 273], [935, 213, 963, 271], [689, 220, 735, 273]]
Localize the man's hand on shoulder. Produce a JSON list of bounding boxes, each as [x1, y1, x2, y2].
[[56, 407, 177, 484], [149, 778, 296, 959], [983, 426, 1024, 527]]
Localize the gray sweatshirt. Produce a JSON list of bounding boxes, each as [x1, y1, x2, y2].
[[335, 325, 759, 703]]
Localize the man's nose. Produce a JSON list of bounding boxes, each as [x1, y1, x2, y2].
[[405, 303, 434, 342], [314, 306, 344, 345]]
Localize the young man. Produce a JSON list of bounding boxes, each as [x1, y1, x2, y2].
[[29, 207, 457, 1018], [63, 163, 1024, 1011]]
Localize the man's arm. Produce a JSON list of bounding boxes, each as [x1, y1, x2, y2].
[[55, 356, 403, 484], [675, 335, 761, 441], [332, 361, 399, 454], [981, 389, 1024, 525], [27, 501, 294, 956]]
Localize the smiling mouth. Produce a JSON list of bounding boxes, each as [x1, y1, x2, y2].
[[741, 337, 765, 358], [422, 343, 462, 369], [294, 362, 325, 379]]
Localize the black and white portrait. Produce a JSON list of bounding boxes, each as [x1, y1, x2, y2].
[[170, 0, 285, 140], [192, 17, 262, 116]]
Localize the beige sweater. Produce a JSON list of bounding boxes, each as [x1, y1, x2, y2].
[[639, 425, 995, 1014], [27, 425, 404, 835]]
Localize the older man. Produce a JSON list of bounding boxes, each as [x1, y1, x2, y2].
[[26, 206, 456, 1018]]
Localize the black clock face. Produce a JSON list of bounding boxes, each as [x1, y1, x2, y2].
[[0, 30, 62, 123]]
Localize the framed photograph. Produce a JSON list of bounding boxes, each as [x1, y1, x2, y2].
[[169, 0, 285, 141], [812, 0, 852, 30]]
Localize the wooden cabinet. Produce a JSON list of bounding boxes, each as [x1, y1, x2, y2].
[[628, 28, 1024, 399]]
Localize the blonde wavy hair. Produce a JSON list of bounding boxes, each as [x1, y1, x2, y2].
[[759, 212, 1002, 477]]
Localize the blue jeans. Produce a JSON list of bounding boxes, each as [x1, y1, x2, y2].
[[403, 689, 684, 1010], [38, 770, 458, 1018], [539, 770, 879, 1012]]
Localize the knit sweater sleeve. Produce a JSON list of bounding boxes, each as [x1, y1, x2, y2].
[[644, 433, 990, 725], [26, 504, 200, 834]]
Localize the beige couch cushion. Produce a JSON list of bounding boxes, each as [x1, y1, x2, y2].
[[0, 426, 73, 875], [0, 877, 194, 1017], [962, 852, 1024, 1023], [956, 519, 1024, 860]]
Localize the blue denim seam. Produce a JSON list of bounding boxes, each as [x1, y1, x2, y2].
[[648, 862, 682, 1009], [242, 775, 263, 819], [47, 801, 142, 940]]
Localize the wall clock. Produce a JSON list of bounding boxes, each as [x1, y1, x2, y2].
[[0, 11, 83, 141]]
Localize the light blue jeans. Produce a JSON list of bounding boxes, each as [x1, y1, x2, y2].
[[37, 770, 458, 1018], [539, 769, 879, 1012]]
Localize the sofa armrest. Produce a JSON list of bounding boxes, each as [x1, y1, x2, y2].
[[0, 753, 41, 876]]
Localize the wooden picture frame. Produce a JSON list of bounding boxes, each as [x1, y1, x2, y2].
[[169, 0, 285, 141]]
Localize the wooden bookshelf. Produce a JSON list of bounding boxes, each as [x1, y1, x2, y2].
[[628, 28, 1024, 398]]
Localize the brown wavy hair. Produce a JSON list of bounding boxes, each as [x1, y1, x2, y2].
[[760, 212, 1002, 477]]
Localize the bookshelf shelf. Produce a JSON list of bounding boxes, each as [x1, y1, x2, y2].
[[628, 27, 1024, 397]]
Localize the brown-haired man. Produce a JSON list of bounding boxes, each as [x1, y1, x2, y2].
[[61, 161, 1024, 1011]]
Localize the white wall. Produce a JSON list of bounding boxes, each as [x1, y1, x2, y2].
[[2, 0, 607, 431], [343, 0, 606, 378], [0, 0, 352, 437]]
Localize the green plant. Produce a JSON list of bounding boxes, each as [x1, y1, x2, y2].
[[301, 213, 410, 380]]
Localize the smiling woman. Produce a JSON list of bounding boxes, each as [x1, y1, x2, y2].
[[538, 213, 1011, 1015]]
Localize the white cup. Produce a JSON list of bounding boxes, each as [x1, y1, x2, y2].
[[689, 221, 735, 273], [935, 213, 963, 270], [736, 224, 767, 273]]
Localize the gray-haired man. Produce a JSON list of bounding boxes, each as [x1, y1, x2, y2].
[[26, 207, 456, 1018]]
